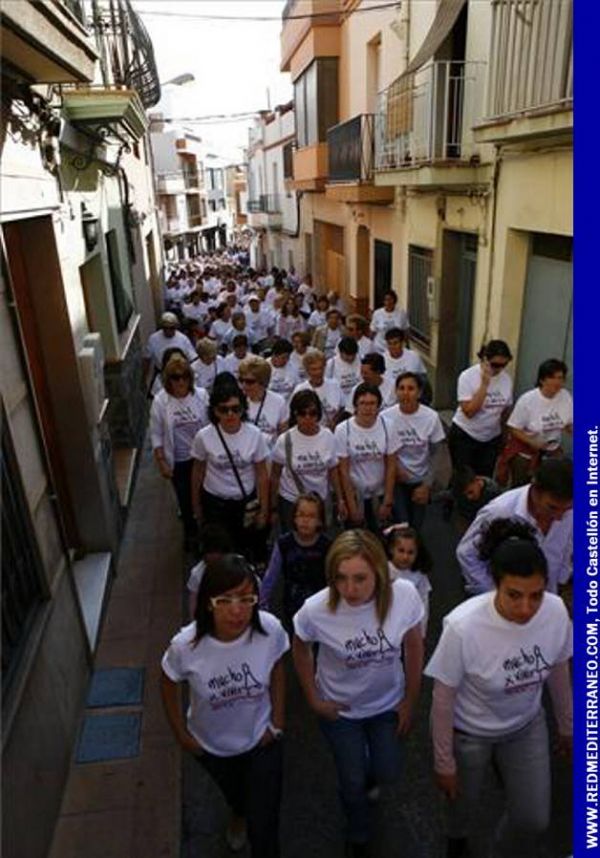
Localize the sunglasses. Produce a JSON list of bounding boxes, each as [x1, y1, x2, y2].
[[239, 378, 258, 386], [210, 594, 258, 608], [489, 361, 509, 370], [169, 373, 188, 381], [216, 404, 242, 415], [296, 408, 319, 417]]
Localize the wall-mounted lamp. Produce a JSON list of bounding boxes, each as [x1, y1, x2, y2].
[[81, 202, 99, 253]]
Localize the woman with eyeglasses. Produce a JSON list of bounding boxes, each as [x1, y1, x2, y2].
[[191, 373, 270, 560], [150, 354, 209, 548], [161, 554, 289, 857], [270, 389, 346, 535], [237, 355, 287, 447], [449, 340, 514, 478]]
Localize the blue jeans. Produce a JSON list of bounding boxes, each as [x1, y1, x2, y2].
[[319, 709, 404, 844], [393, 482, 427, 531], [447, 710, 551, 857]]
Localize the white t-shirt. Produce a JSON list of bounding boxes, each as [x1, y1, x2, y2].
[[182, 301, 209, 324], [162, 613, 289, 755], [245, 309, 272, 341], [272, 426, 337, 502], [388, 564, 431, 636], [144, 329, 197, 371], [294, 580, 424, 719], [171, 393, 209, 462], [322, 327, 343, 361], [247, 390, 287, 446], [208, 319, 232, 348], [452, 363, 513, 442], [289, 351, 308, 381], [371, 307, 409, 353], [308, 309, 326, 329], [194, 356, 226, 392], [334, 417, 390, 498], [293, 379, 344, 426], [355, 336, 375, 359], [326, 355, 362, 409], [507, 387, 573, 448], [222, 352, 245, 378], [268, 360, 299, 405], [383, 349, 426, 383], [382, 405, 445, 481], [191, 423, 268, 499], [187, 560, 206, 594], [425, 591, 572, 738]]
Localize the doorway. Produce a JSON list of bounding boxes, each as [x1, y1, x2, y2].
[[373, 239, 392, 308]]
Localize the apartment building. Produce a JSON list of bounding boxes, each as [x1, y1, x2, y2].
[[246, 102, 303, 272], [0, 2, 163, 854], [281, 0, 572, 407]]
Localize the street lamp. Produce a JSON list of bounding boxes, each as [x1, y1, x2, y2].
[[160, 73, 195, 87]]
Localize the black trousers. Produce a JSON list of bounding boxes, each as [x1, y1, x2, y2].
[[199, 740, 282, 858], [201, 489, 268, 564], [448, 424, 502, 478], [171, 459, 196, 536]]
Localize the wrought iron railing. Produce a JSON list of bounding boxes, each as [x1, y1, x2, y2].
[[327, 114, 374, 182], [485, 0, 572, 120], [62, 0, 86, 25], [283, 140, 294, 179], [91, 0, 161, 109], [375, 61, 486, 170], [247, 195, 281, 214]]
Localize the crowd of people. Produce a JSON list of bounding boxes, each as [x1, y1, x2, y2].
[[151, 250, 573, 858]]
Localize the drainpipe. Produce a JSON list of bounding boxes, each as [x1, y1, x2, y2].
[[482, 144, 502, 343], [401, 0, 410, 69]]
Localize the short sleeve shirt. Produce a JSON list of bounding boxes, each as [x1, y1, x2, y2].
[[382, 404, 445, 481], [191, 423, 268, 498], [452, 364, 513, 442]]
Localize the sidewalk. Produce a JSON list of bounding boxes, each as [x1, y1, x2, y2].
[[49, 438, 184, 858]]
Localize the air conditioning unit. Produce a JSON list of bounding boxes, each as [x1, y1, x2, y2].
[[79, 333, 106, 426]]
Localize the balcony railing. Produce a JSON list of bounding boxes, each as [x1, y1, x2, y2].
[[283, 141, 294, 179], [375, 61, 486, 170], [247, 195, 281, 214], [327, 114, 374, 182], [183, 171, 199, 190], [485, 0, 572, 120], [62, 0, 86, 25]]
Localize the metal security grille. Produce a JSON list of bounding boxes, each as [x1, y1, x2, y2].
[[408, 245, 433, 347], [1, 413, 47, 698]]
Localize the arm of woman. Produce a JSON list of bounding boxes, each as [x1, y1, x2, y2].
[[431, 680, 459, 799], [508, 425, 548, 451], [547, 659, 573, 757], [328, 465, 348, 521], [154, 446, 173, 479], [397, 623, 423, 735], [269, 462, 283, 523], [191, 459, 206, 521], [292, 635, 347, 720], [459, 363, 491, 418], [379, 454, 397, 521], [338, 457, 361, 523], [259, 543, 283, 609], [268, 657, 286, 733], [255, 459, 270, 524], [160, 671, 203, 755]]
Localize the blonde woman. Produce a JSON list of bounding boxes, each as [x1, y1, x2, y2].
[[293, 530, 424, 856], [194, 338, 225, 391], [238, 355, 287, 447]]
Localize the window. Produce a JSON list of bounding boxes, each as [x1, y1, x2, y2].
[[294, 58, 339, 147], [2, 410, 47, 699], [106, 230, 133, 333], [408, 245, 433, 347]]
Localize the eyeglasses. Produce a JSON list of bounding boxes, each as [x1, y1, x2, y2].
[[296, 408, 319, 417], [210, 594, 258, 608], [216, 404, 242, 416], [169, 373, 187, 381], [490, 361, 509, 370], [239, 378, 258, 386]]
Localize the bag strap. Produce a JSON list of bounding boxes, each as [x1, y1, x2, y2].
[[284, 430, 305, 495], [215, 425, 248, 500], [253, 393, 267, 427]]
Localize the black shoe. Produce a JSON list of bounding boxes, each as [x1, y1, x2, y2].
[[447, 837, 469, 858]]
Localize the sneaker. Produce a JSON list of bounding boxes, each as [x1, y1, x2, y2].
[[225, 822, 247, 852]]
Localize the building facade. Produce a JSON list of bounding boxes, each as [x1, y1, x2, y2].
[[281, 0, 572, 407], [0, 2, 164, 855]]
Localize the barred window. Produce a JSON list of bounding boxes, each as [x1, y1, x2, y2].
[[408, 245, 433, 349]]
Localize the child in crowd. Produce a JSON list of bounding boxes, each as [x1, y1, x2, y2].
[[452, 464, 503, 534], [186, 524, 233, 617], [267, 338, 299, 405], [259, 493, 331, 629], [384, 524, 432, 638], [289, 331, 311, 381]]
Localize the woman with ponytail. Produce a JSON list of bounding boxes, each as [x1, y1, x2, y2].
[[426, 517, 572, 858]]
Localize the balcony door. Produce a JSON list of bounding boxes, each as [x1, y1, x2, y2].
[[373, 239, 392, 308]]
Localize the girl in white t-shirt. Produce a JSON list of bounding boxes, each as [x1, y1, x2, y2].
[[384, 524, 432, 638], [162, 554, 289, 857], [293, 530, 424, 854], [425, 518, 572, 858]]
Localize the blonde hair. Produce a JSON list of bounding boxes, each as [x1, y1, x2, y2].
[[238, 354, 271, 388], [325, 530, 392, 624], [302, 348, 326, 370], [196, 338, 218, 361], [162, 354, 194, 395]]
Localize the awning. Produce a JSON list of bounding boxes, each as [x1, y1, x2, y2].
[[402, 0, 468, 77]]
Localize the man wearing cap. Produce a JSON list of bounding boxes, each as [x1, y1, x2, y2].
[[143, 312, 197, 389]]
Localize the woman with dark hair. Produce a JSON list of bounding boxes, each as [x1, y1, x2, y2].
[[335, 382, 395, 530], [449, 340, 514, 477], [190, 373, 269, 559], [270, 389, 345, 534], [161, 555, 288, 857], [370, 290, 409, 354], [426, 518, 572, 858], [293, 530, 424, 857], [503, 358, 573, 485], [150, 354, 209, 547], [383, 372, 451, 530]]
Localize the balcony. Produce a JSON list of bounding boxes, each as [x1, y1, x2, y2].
[[374, 60, 489, 190], [474, 0, 572, 145], [246, 195, 282, 230], [0, 0, 97, 83], [281, 0, 341, 74], [325, 114, 394, 204], [62, 86, 148, 145], [290, 142, 329, 191]]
